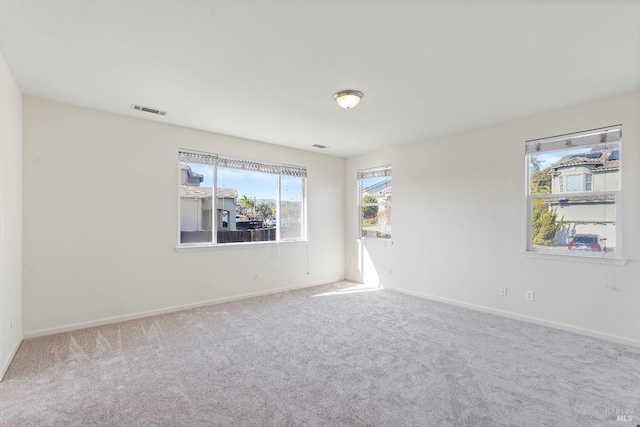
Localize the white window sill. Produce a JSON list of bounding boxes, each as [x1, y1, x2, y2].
[[522, 251, 627, 266], [358, 238, 393, 244], [176, 240, 308, 253]]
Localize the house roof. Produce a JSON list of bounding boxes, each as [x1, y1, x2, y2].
[[551, 150, 620, 173], [180, 185, 237, 199], [180, 164, 204, 183], [363, 178, 391, 196]]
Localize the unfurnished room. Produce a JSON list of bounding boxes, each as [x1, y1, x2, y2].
[[1, 1, 639, 426]]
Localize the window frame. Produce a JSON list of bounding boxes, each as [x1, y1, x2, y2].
[[524, 125, 623, 262], [357, 165, 392, 240], [177, 149, 307, 249]]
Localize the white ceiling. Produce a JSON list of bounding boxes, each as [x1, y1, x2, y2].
[[1, 0, 639, 157]]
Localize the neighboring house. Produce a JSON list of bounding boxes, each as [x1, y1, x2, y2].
[[548, 149, 619, 249], [363, 178, 392, 234], [180, 164, 238, 231], [363, 178, 391, 199]]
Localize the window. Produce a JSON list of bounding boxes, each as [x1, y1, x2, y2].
[[565, 174, 582, 192], [358, 165, 391, 239], [179, 150, 306, 245], [585, 174, 593, 191], [280, 175, 305, 240], [526, 125, 621, 257], [558, 174, 594, 193]]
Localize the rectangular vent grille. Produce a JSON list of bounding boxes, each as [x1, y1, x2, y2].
[[131, 104, 167, 116], [312, 144, 329, 149]]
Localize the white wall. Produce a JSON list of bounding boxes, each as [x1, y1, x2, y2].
[[0, 53, 22, 378], [23, 97, 345, 336], [345, 91, 640, 347]]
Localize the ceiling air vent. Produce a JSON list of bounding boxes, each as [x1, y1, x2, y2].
[[131, 104, 167, 116], [312, 144, 329, 149]]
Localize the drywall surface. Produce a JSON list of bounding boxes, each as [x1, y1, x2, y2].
[[22, 97, 344, 335], [0, 53, 22, 378], [345, 91, 640, 346]]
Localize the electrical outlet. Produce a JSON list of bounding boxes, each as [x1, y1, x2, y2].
[[254, 272, 260, 280], [525, 291, 535, 301], [500, 287, 507, 296]]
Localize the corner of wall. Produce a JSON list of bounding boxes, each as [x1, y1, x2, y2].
[[0, 52, 24, 379]]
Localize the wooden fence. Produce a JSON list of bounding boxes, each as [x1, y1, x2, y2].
[[180, 229, 276, 244]]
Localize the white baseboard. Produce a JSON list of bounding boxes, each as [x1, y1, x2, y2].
[[1, 335, 23, 381], [24, 279, 337, 339], [384, 285, 640, 349]]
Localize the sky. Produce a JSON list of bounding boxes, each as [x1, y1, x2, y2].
[[362, 176, 391, 190], [186, 163, 302, 202]]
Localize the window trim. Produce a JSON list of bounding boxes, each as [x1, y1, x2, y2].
[[524, 125, 623, 261], [521, 250, 627, 265], [177, 149, 307, 248], [176, 239, 308, 253]]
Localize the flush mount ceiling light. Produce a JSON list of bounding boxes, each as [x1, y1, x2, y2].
[[333, 90, 364, 109]]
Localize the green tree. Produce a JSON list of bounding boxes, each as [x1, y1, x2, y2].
[[532, 205, 564, 246], [238, 195, 255, 216], [362, 194, 378, 223], [256, 202, 274, 220], [531, 167, 552, 195], [530, 165, 562, 246]]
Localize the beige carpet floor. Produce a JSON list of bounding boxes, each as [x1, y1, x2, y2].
[[1, 281, 639, 426]]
